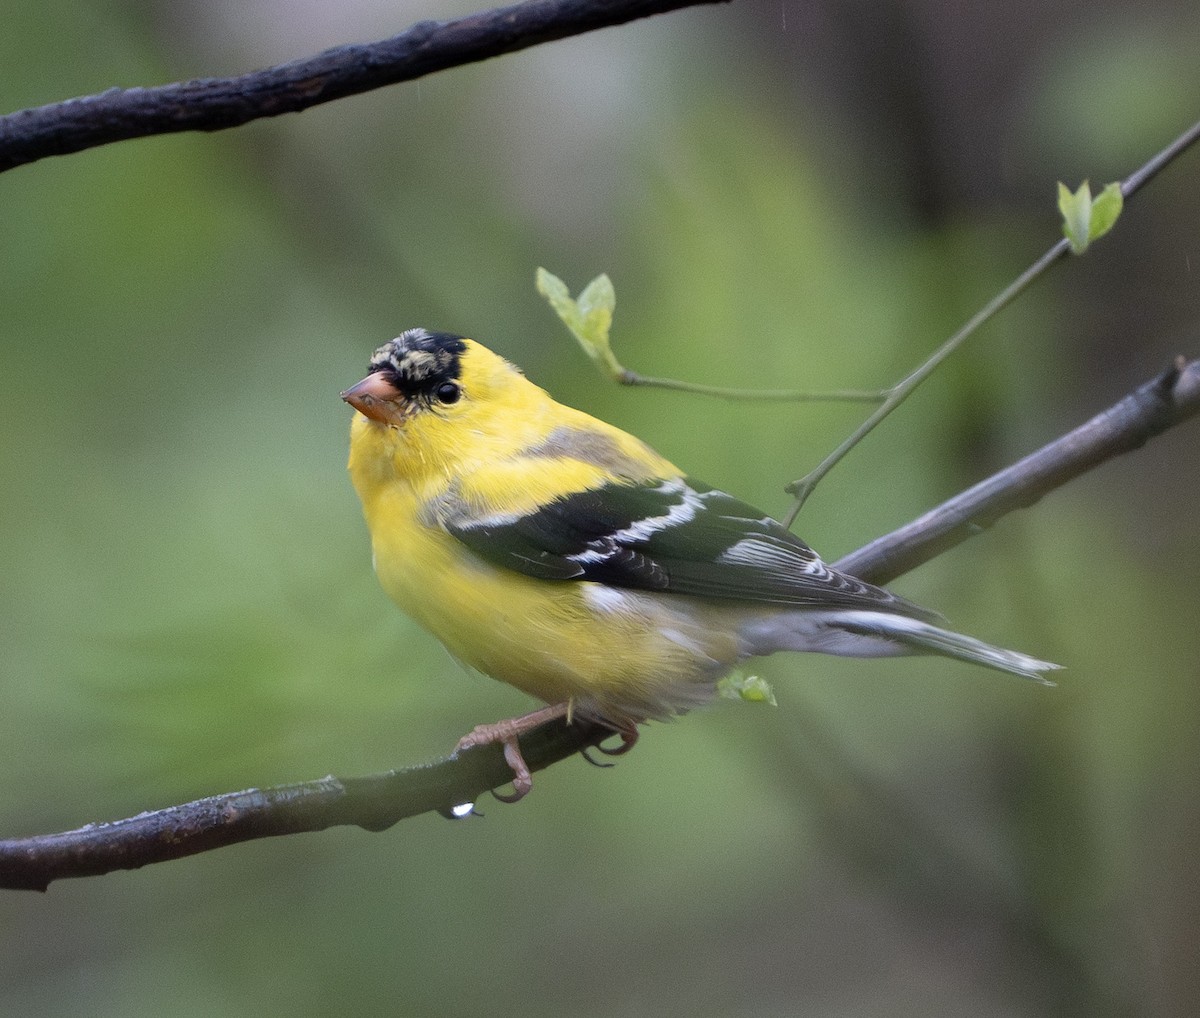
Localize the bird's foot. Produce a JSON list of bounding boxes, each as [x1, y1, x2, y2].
[[454, 702, 571, 802]]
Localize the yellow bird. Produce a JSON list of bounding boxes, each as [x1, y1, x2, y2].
[[343, 329, 1058, 797]]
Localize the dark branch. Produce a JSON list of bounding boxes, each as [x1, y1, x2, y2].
[[0, 721, 613, 892], [2, 356, 1197, 891], [0, 0, 726, 173]]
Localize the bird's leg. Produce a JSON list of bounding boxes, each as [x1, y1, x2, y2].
[[454, 702, 571, 802]]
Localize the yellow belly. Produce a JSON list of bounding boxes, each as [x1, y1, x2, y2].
[[366, 492, 741, 724]]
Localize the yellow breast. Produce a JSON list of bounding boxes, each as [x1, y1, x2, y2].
[[360, 479, 738, 721]]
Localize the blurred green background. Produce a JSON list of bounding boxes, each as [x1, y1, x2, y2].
[[3, 0, 1199, 1014]]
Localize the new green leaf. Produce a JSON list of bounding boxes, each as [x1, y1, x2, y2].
[[1089, 182, 1124, 241], [1058, 180, 1124, 254], [536, 268, 623, 378], [717, 672, 778, 706]]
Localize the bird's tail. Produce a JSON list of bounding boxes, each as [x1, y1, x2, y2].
[[832, 610, 1061, 683]]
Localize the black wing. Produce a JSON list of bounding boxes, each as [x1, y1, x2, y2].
[[446, 477, 933, 618]]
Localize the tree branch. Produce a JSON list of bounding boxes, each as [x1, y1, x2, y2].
[[2, 356, 1197, 891], [0, 0, 726, 173], [0, 721, 613, 892]]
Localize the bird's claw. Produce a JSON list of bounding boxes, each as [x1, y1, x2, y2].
[[454, 725, 533, 802], [579, 746, 615, 769], [596, 726, 639, 757], [494, 738, 533, 802], [453, 703, 570, 803], [454, 707, 639, 801]]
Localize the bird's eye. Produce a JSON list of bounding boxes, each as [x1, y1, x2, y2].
[[434, 381, 461, 404]]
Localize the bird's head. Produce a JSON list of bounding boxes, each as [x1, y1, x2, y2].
[[342, 329, 548, 479], [341, 329, 471, 428]]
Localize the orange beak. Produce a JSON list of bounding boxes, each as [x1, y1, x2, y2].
[[340, 371, 407, 426]]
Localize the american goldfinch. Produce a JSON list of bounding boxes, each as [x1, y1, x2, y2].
[[343, 329, 1058, 798]]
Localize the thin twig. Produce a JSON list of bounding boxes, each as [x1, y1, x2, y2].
[[3, 356, 1196, 891], [538, 268, 887, 402], [620, 371, 885, 402], [1119, 116, 1200, 197], [781, 115, 1200, 527], [782, 240, 1069, 524], [834, 356, 1200, 584], [0, 0, 727, 173]]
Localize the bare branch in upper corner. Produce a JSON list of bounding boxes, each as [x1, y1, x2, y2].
[[2, 356, 1196, 891], [0, 0, 727, 173]]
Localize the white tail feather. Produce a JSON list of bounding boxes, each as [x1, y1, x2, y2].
[[738, 608, 1060, 682], [829, 610, 1061, 683]]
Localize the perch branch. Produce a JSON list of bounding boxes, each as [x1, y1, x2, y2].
[[0, 0, 727, 173], [2, 356, 1197, 891], [0, 721, 613, 892]]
